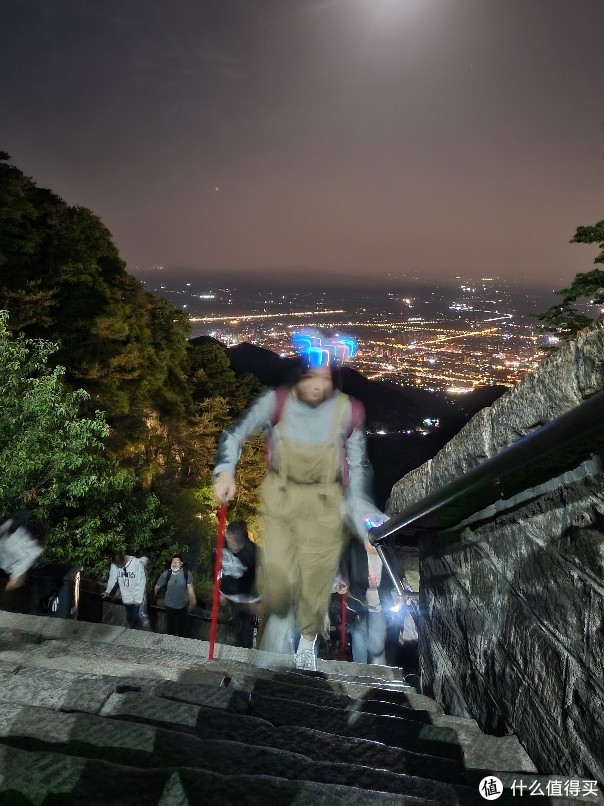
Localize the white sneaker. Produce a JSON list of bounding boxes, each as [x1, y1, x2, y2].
[[294, 649, 317, 671]]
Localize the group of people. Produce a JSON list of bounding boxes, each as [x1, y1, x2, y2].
[[213, 328, 414, 670], [102, 329, 413, 667], [101, 521, 258, 642], [3, 328, 414, 668], [102, 551, 197, 636]]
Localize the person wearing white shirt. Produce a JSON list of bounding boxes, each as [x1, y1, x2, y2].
[[101, 552, 148, 629]]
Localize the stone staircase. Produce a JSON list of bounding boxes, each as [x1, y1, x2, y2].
[[0, 611, 598, 805]]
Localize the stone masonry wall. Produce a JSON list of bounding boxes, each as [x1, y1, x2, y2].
[[387, 318, 604, 781]]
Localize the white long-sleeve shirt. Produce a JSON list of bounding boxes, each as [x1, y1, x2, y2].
[[105, 556, 146, 605]]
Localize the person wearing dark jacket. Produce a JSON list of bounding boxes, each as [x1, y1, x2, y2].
[[220, 520, 258, 648]]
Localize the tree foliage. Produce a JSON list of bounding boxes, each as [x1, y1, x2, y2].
[[534, 221, 604, 338], [0, 152, 191, 419], [0, 153, 265, 580], [0, 312, 167, 574]]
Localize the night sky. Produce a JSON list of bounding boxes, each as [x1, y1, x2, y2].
[[2, 0, 603, 285]]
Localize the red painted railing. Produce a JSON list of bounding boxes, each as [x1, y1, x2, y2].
[[208, 504, 227, 660], [340, 592, 347, 659]]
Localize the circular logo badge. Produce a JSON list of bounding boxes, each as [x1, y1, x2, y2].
[[479, 776, 504, 800]]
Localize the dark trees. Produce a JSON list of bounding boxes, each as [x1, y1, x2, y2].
[[534, 221, 604, 339], [0, 153, 263, 577]]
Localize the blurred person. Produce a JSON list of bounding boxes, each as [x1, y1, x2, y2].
[[220, 519, 259, 648], [343, 538, 409, 665], [0, 516, 43, 591], [213, 329, 386, 671]]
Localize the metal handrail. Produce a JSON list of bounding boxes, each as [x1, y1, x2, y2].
[[369, 388, 604, 550]]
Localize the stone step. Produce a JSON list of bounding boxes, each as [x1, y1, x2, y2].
[[237, 690, 464, 760], [0, 743, 444, 806], [0, 708, 588, 805], [0, 624, 537, 775], [0, 611, 548, 800], [0, 703, 486, 804], [0, 660, 465, 784], [0, 634, 431, 718], [242, 674, 436, 721], [0, 610, 407, 682], [3, 619, 534, 770], [0, 621, 412, 692], [0, 655, 471, 765], [1, 630, 454, 719]]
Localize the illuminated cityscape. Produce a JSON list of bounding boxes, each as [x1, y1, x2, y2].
[[139, 272, 550, 394]]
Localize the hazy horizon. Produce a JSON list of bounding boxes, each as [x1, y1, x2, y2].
[[3, 0, 602, 288], [131, 263, 561, 292]]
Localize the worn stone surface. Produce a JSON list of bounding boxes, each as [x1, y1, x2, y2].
[[246, 691, 463, 759], [0, 609, 126, 644], [0, 702, 158, 753], [0, 703, 485, 805], [389, 318, 604, 785], [354, 684, 444, 713], [0, 744, 440, 806], [0, 665, 113, 713], [101, 691, 202, 727], [0, 612, 595, 804]]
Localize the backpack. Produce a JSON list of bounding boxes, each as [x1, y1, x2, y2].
[[162, 567, 189, 587], [268, 386, 365, 486]]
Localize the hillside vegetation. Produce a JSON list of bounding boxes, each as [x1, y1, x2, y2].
[[0, 153, 262, 584]]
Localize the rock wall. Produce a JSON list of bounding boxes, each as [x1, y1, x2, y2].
[[388, 318, 604, 781]]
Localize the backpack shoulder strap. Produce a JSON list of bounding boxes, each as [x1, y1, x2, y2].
[[266, 387, 290, 468], [340, 396, 366, 487], [162, 568, 189, 586], [346, 397, 365, 438], [271, 386, 290, 427]]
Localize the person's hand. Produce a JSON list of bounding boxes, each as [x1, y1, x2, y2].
[[336, 581, 348, 595], [213, 472, 237, 504], [100, 591, 109, 599], [219, 593, 227, 606], [363, 536, 378, 556], [368, 568, 379, 588]]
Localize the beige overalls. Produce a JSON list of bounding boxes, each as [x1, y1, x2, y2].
[[257, 393, 350, 637]]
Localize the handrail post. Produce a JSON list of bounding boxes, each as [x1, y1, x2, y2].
[[374, 543, 405, 597]]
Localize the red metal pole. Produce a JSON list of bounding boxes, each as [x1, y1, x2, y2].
[[340, 593, 347, 659], [208, 503, 227, 660]]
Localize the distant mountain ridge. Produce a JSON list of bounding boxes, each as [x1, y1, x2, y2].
[[191, 337, 506, 432]]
